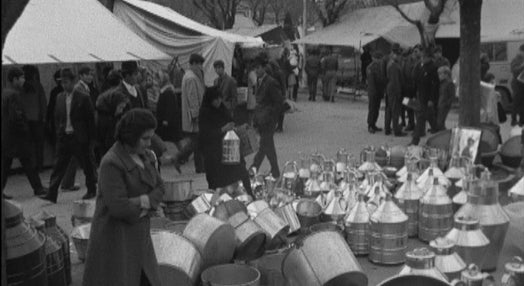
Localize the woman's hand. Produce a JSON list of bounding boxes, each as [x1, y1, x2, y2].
[[221, 122, 235, 133]]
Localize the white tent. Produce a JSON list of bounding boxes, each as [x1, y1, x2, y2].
[[436, 0, 524, 42], [113, 0, 264, 85], [2, 0, 169, 65]]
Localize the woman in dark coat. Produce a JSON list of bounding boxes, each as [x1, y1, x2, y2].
[[83, 109, 163, 286], [199, 86, 253, 197]]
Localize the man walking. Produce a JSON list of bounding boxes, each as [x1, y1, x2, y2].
[[213, 60, 238, 118], [385, 44, 407, 137], [410, 49, 439, 145], [173, 54, 206, 173], [367, 51, 386, 134], [305, 49, 321, 101], [321, 48, 339, 102], [40, 68, 97, 203], [2, 67, 47, 199], [251, 55, 284, 179]]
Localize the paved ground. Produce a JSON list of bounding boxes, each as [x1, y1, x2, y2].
[[4, 90, 518, 285]]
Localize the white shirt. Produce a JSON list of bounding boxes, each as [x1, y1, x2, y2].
[[123, 80, 137, 98], [65, 92, 74, 133]]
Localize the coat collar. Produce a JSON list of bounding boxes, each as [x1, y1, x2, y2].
[[112, 142, 157, 188], [113, 142, 138, 172]]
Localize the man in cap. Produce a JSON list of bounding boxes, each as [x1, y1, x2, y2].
[[2, 67, 47, 199], [366, 51, 385, 134], [173, 53, 206, 173], [250, 54, 284, 179], [385, 43, 407, 137]]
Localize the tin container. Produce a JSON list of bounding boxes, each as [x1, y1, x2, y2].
[[397, 248, 448, 282], [222, 130, 241, 164], [394, 173, 424, 237], [369, 194, 409, 265], [345, 194, 370, 255], [359, 147, 382, 173], [228, 212, 266, 261], [444, 157, 466, 199], [419, 178, 453, 242], [501, 256, 524, 286], [275, 204, 301, 234], [304, 177, 322, 198], [460, 264, 494, 286], [430, 237, 467, 281], [253, 208, 290, 250], [444, 216, 489, 269], [163, 179, 193, 202], [295, 199, 322, 231], [321, 193, 347, 225], [455, 170, 510, 271], [282, 231, 368, 286], [201, 264, 260, 286], [32, 220, 67, 286]]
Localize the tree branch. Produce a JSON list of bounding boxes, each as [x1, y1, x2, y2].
[[389, 2, 419, 25]]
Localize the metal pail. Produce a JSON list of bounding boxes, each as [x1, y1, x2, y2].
[[151, 230, 202, 286], [183, 214, 236, 268], [201, 264, 260, 286], [275, 204, 301, 234], [248, 248, 289, 286], [228, 212, 266, 261], [163, 179, 193, 202], [254, 208, 290, 250], [295, 199, 322, 230], [282, 231, 368, 286], [377, 275, 453, 286], [72, 200, 96, 219]]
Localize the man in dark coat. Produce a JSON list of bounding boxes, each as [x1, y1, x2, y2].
[[366, 51, 386, 134], [1, 67, 47, 199], [385, 44, 407, 137], [360, 46, 372, 85], [95, 69, 123, 156], [251, 55, 284, 178], [410, 49, 439, 145], [39, 68, 98, 203], [213, 60, 238, 118], [510, 44, 524, 126], [321, 48, 339, 102], [401, 45, 421, 132], [46, 69, 63, 147], [305, 49, 321, 101]]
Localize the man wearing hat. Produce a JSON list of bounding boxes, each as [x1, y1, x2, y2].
[[385, 43, 407, 137], [173, 53, 206, 173], [366, 51, 385, 133]]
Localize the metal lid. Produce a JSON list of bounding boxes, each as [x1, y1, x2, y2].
[[505, 256, 524, 274], [406, 248, 436, 269], [429, 237, 456, 255], [370, 194, 408, 223], [461, 264, 485, 281], [454, 216, 480, 231], [4, 200, 23, 228], [345, 194, 370, 224], [324, 195, 347, 216], [223, 130, 239, 140]]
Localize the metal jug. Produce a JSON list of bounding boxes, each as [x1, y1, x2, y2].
[[369, 194, 409, 265], [298, 152, 311, 180], [253, 208, 290, 250], [455, 169, 510, 271], [281, 161, 298, 192], [275, 204, 301, 234], [394, 173, 424, 237], [345, 194, 370, 256], [397, 156, 420, 183], [222, 130, 241, 164], [418, 168, 451, 193], [304, 176, 322, 198], [365, 173, 391, 200], [501, 256, 524, 286], [359, 147, 382, 173], [367, 186, 384, 215], [321, 192, 347, 225], [460, 264, 495, 286], [296, 199, 322, 231], [417, 156, 449, 185], [430, 237, 467, 281], [453, 176, 479, 214], [397, 248, 449, 283], [444, 216, 489, 269], [445, 156, 466, 198], [419, 177, 453, 242]]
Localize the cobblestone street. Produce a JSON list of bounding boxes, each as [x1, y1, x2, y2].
[[5, 91, 515, 285]]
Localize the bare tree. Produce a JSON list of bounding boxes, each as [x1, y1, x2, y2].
[[246, 0, 269, 26], [312, 0, 349, 27], [192, 0, 242, 30]]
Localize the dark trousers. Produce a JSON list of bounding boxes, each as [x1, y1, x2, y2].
[[61, 158, 78, 189], [48, 134, 97, 201], [307, 75, 318, 100], [385, 93, 402, 134], [1, 154, 44, 194], [367, 89, 383, 127], [252, 130, 280, 178], [401, 106, 415, 127], [277, 112, 285, 131], [412, 100, 437, 144], [436, 103, 452, 131], [28, 120, 45, 171], [178, 132, 204, 172], [511, 79, 524, 124], [292, 83, 298, 101]]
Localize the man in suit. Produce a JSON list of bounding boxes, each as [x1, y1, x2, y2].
[[305, 49, 321, 101], [366, 51, 386, 134], [2, 67, 47, 199], [173, 54, 206, 173], [40, 68, 97, 203], [385, 44, 407, 137], [321, 48, 339, 102], [250, 55, 284, 179], [213, 60, 238, 118]]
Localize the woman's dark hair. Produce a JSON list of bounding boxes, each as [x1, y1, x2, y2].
[[202, 86, 222, 108], [115, 108, 157, 146], [7, 67, 24, 83], [106, 69, 122, 87]]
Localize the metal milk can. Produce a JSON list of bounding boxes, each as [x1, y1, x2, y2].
[[304, 175, 322, 198], [445, 156, 467, 198], [298, 152, 311, 179], [455, 169, 510, 271], [444, 216, 489, 268], [453, 176, 479, 214], [397, 248, 449, 283], [501, 256, 524, 286], [367, 186, 384, 214], [430, 237, 467, 281], [394, 172, 424, 237], [397, 156, 420, 183], [418, 168, 451, 194], [222, 130, 240, 164], [359, 147, 382, 173], [345, 194, 370, 256], [281, 161, 298, 193], [336, 148, 350, 173], [322, 192, 348, 225], [417, 156, 449, 186], [365, 173, 391, 200], [369, 194, 409, 265], [419, 177, 454, 242], [460, 264, 495, 286]]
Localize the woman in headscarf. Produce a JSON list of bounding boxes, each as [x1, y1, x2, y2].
[[199, 86, 254, 197]]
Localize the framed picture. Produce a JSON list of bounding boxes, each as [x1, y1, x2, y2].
[[449, 127, 483, 168]]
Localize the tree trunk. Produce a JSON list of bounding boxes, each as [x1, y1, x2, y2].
[[458, 0, 482, 127]]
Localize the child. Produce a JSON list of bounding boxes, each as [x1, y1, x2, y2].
[[436, 66, 456, 131]]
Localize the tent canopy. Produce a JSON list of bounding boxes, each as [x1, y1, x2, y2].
[[2, 0, 169, 65], [113, 0, 263, 86], [295, 0, 524, 49]]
